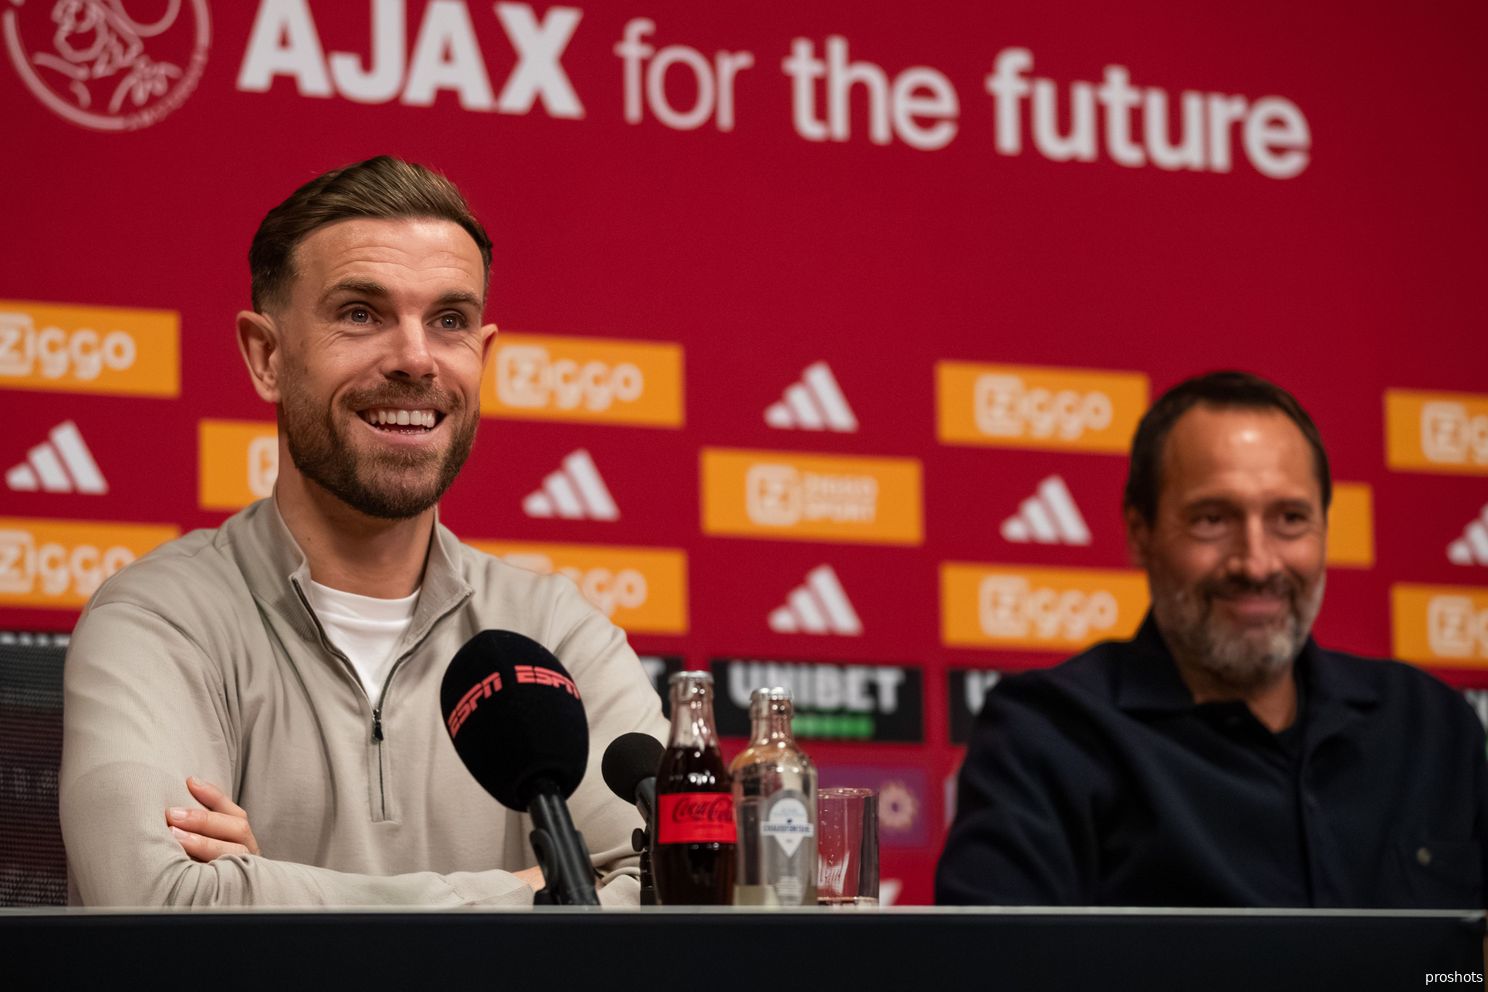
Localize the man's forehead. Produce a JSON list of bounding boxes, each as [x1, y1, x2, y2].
[[1159, 405, 1320, 502], [291, 216, 487, 300]]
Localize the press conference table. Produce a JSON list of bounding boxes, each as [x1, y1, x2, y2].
[[3, 906, 1482, 990]]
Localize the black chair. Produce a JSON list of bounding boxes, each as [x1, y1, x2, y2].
[[0, 632, 69, 907]]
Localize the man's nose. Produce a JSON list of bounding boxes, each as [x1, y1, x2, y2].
[[1229, 516, 1282, 584], [383, 318, 435, 379]]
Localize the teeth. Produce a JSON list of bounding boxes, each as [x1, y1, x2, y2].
[[364, 409, 437, 428]]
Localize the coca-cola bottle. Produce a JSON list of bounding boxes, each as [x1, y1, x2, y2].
[[730, 687, 817, 906], [654, 671, 736, 905]]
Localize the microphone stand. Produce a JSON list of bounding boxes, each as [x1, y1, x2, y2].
[[526, 778, 601, 906], [634, 779, 657, 905]]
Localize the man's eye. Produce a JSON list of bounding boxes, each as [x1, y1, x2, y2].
[[346, 308, 372, 323], [1190, 513, 1227, 535], [437, 313, 466, 329], [1276, 511, 1312, 534]]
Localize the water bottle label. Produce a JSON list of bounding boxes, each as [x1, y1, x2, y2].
[[761, 793, 814, 857]]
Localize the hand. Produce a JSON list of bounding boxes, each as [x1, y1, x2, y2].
[[166, 776, 261, 862], [513, 865, 545, 891]]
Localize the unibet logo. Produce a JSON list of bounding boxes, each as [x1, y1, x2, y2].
[[1392, 584, 1488, 667], [483, 333, 683, 427], [702, 448, 922, 545], [1386, 389, 1488, 476], [0, 301, 179, 396], [937, 362, 1147, 453], [712, 657, 925, 741], [472, 540, 688, 635], [199, 421, 278, 511], [0, 518, 179, 608], [942, 563, 1148, 650]]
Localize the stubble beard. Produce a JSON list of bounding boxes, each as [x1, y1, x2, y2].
[[1151, 567, 1326, 694], [278, 374, 479, 520]]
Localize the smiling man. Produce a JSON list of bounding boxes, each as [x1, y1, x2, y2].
[[937, 371, 1487, 907], [60, 157, 667, 906]]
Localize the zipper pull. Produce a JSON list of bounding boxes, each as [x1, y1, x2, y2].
[[372, 707, 384, 743]]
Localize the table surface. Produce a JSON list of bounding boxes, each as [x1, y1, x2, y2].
[[3, 906, 1483, 991]]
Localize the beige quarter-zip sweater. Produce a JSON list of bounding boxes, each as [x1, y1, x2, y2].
[[61, 498, 668, 907]]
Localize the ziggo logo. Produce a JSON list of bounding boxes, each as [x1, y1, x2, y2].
[[978, 575, 1120, 641], [503, 553, 649, 617], [1421, 402, 1488, 467], [0, 532, 135, 599], [1427, 596, 1488, 659], [0, 312, 137, 382], [974, 373, 1114, 441], [496, 344, 644, 413]]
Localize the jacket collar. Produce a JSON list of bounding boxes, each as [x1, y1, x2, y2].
[[1115, 611, 1382, 715], [223, 497, 472, 649]]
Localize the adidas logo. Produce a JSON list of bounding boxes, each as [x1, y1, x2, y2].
[[768, 564, 862, 636], [522, 449, 619, 520], [1447, 503, 1488, 566], [999, 475, 1090, 546], [764, 362, 859, 433], [5, 420, 107, 494]]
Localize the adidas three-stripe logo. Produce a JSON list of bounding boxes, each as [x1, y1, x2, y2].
[[1000, 475, 1090, 546], [768, 564, 862, 636], [5, 420, 107, 494], [764, 362, 858, 432], [522, 449, 619, 520], [1448, 502, 1488, 566]]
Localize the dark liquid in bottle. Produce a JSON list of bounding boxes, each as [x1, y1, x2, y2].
[[653, 743, 735, 905]]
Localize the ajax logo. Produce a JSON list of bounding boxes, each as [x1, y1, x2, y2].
[[3, 0, 210, 132]]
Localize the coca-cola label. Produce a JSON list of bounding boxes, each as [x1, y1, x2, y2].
[[657, 792, 737, 844]]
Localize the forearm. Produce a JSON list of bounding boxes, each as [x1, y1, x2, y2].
[[62, 760, 536, 908]]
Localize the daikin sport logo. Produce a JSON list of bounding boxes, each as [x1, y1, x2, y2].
[[1448, 503, 1488, 566], [6, 420, 106, 494], [764, 362, 859, 433], [521, 449, 619, 520], [4, 0, 211, 132]]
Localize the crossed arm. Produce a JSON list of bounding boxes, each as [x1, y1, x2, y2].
[[166, 777, 545, 891]]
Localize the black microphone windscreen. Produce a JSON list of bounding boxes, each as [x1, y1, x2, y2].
[[440, 629, 589, 812], [601, 732, 665, 803]]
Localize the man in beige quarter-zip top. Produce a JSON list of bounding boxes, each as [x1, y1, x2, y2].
[[61, 156, 668, 907]]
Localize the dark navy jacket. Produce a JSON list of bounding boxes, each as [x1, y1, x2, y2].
[[936, 616, 1488, 907]]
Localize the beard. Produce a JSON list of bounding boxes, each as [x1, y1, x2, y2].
[[278, 374, 478, 520], [1150, 567, 1325, 693]]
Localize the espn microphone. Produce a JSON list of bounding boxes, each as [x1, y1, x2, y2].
[[440, 629, 599, 906], [601, 732, 665, 905]]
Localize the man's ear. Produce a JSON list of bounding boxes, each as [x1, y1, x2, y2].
[[236, 310, 282, 403], [478, 321, 499, 367], [1125, 507, 1151, 570]]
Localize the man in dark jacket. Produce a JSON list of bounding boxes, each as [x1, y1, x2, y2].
[[937, 371, 1487, 907]]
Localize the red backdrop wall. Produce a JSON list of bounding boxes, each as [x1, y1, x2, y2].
[[3, 0, 1487, 904]]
